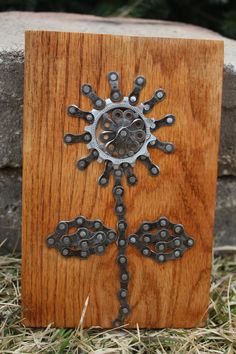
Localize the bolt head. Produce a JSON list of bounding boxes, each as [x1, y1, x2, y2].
[[77, 160, 86, 169], [122, 307, 129, 314], [58, 223, 66, 231], [112, 92, 120, 100], [120, 290, 127, 298], [136, 76, 144, 85], [160, 219, 167, 227], [167, 116, 174, 124], [151, 167, 159, 175], [96, 99, 103, 107], [174, 226, 182, 234], [96, 233, 104, 242], [119, 239, 126, 247], [100, 177, 107, 185], [129, 176, 137, 184], [115, 169, 122, 177], [68, 106, 77, 114], [143, 223, 150, 231], [47, 238, 55, 245], [94, 221, 101, 229], [142, 249, 150, 256], [165, 144, 173, 152], [76, 217, 84, 225], [119, 256, 127, 264], [64, 135, 72, 143], [174, 239, 181, 247], [92, 150, 99, 157], [158, 244, 165, 251], [158, 254, 165, 262], [81, 241, 88, 250], [82, 85, 91, 94], [63, 237, 70, 245], [130, 96, 137, 103], [116, 206, 124, 213], [86, 114, 93, 122], [121, 273, 128, 281], [62, 248, 69, 256], [84, 134, 91, 142], [108, 231, 116, 240], [174, 250, 181, 258], [115, 188, 123, 195], [144, 236, 151, 243], [97, 245, 105, 253], [118, 222, 125, 230], [110, 72, 118, 81], [129, 236, 136, 244], [156, 90, 165, 99], [79, 230, 87, 237], [160, 230, 167, 238], [120, 130, 127, 137], [187, 239, 194, 247]]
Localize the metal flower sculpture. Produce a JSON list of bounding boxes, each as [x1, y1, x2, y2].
[[46, 72, 195, 327]]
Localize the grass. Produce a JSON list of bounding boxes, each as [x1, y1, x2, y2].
[[0, 253, 236, 353]]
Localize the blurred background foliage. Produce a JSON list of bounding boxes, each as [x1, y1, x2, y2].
[[1, 0, 236, 39]]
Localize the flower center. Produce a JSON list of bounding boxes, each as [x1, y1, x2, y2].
[[96, 107, 146, 159]]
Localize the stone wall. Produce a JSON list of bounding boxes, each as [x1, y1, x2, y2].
[[0, 12, 235, 254]]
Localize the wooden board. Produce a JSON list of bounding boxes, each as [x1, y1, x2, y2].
[[22, 31, 223, 328]]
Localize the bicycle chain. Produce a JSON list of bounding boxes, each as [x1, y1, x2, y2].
[[143, 89, 166, 114], [128, 217, 195, 262], [128, 75, 146, 105], [111, 167, 131, 327], [46, 216, 117, 258], [107, 71, 123, 102], [81, 83, 106, 110], [67, 104, 94, 124]]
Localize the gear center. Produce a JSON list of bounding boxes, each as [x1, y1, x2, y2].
[[96, 107, 147, 159]]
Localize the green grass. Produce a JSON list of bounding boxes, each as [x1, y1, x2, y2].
[[0, 253, 236, 353]]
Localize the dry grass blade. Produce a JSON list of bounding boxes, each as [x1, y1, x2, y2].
[[0, 254, 236, 353]]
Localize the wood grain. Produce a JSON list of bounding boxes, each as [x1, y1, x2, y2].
[[22, 31, 223, 328]]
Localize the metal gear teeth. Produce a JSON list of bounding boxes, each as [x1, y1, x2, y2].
[[64, 71, 175, 176]]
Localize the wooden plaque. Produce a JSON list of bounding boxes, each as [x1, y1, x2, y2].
[[22, 31, 223, 328]]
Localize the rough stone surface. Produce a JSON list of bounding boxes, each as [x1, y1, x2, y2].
[[219, 70, 236, 176], [0, 12, 235, 252], [0, 52, 23, 168], [0, 169, 21, 254], [215, 178, 236, 246]]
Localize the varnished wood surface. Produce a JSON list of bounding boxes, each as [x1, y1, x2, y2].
[[22, 31, 223, 328]]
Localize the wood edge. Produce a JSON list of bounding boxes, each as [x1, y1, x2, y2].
[[23, 29, 225, 47], [210, 39, 224, 240]]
